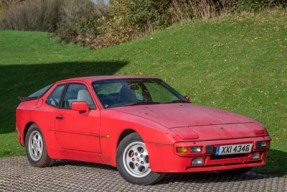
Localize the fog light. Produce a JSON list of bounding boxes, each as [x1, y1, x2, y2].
[[251, 152, 261, 160], [192, 158, 204, 165], [191, 146, 202, 153], [176, 147, 188, 154]]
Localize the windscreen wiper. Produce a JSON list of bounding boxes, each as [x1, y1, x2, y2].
[[124, 101, 160, 106], [162, 100, 187, 104]]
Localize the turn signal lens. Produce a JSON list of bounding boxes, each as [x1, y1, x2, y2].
[[176, 147, 188, 154]]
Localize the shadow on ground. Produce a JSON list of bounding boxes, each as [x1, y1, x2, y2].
[[259, 148, 287, 176], [0, 61, 128, 134], [1, 156, 285, 191], [50, 148, 287, 181], [51, 158, 276, 184]]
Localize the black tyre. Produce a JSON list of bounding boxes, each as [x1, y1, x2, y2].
[[116, 133, 164, 185], [219, 168, 252, 175], [25, 124, 54, 167]]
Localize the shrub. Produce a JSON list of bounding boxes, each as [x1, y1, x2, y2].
[[168, 0, 242, 21], [235, 0, 286, 12], [93, 0, 171, 47], [110, 0, 157, 32], [54, 0, 104, 45], [0, 0, 61, 32], [0, 0, 109, 47]]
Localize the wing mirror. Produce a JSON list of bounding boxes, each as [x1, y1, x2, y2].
[[71, 101, 90, 114]]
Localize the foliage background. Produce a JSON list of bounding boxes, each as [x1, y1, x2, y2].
[[0, 0, 286, 47]]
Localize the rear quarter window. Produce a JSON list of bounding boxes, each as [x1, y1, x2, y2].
[[29, 84, 54, 98], [19, 84, 54, 102]]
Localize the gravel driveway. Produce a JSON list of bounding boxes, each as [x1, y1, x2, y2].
[[0, 156, 286, 192]]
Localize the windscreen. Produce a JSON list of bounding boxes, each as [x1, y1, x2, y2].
[[92, 79, 188, 108]]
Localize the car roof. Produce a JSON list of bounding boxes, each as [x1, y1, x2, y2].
[[57, 76, 157, 84]]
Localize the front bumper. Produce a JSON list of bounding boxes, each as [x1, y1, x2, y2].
[[146, 136, 270, 173]]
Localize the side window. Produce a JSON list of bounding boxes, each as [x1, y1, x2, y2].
[[46, 85, 65, 108], [94, 82, 123, 108], [62, 84, 95, 109]]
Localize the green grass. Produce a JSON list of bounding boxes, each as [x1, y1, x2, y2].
[[0, 10, 286, 175]]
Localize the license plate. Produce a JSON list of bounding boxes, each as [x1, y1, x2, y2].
[[215, 143, 252, 156]]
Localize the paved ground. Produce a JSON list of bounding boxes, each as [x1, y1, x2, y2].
[[0, 156, 286, 192]]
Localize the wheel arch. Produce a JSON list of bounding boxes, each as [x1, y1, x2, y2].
[[115, 128, 155, 166], [24, 121, 54, 167], [117, 128, 137, 148], [23, 122, 36, 143]]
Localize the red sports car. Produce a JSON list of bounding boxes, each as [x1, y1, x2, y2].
[[16, 76, 271, 185]]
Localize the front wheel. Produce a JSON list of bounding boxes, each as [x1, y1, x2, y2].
[[116, 133, 164, 185], [25, 124, 54, 167]]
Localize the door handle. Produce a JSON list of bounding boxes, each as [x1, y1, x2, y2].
[[56, 115, 64, 120]]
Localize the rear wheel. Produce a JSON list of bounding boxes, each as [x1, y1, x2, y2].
[[219, 168, 252, 175], [25, 124, 54, 167], [116, 133, 164, 185]]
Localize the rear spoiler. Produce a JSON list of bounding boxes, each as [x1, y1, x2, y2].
[[18, 96, 39, 102]]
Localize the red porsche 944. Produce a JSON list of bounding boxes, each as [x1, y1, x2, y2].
[[16, 76, 271, 185]]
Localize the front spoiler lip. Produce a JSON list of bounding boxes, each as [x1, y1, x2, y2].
[[184, 160, 266, 172]]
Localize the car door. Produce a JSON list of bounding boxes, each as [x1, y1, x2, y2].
[[53, 83, 101, 153]]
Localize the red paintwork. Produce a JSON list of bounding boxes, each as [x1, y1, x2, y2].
[[16, 76, 271, 173]]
